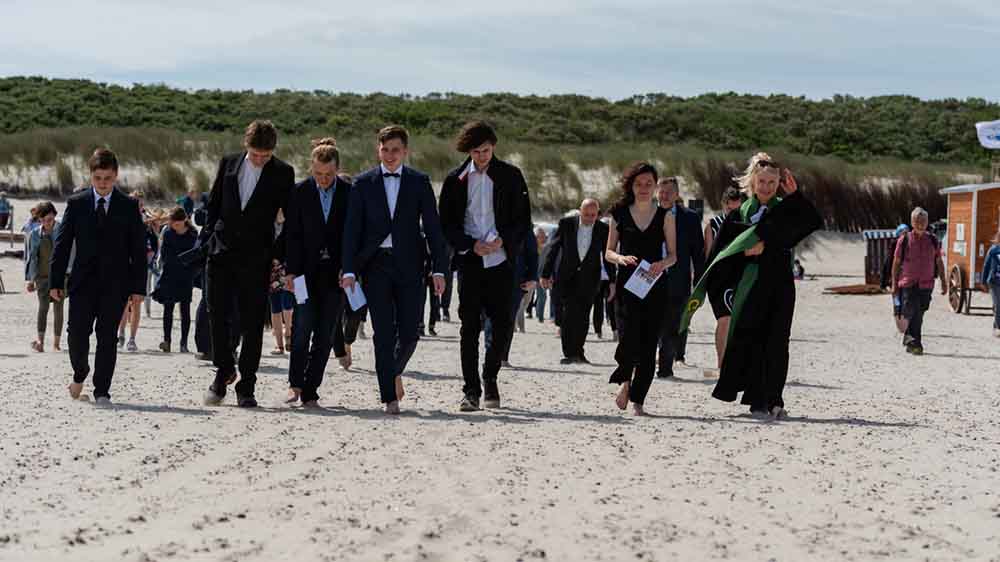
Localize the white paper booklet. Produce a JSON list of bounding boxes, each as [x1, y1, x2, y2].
[[344, 283, 367, 311], [624, 260, 664, 299], [293, 275, 309, 304]]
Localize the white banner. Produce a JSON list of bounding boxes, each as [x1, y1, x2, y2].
[[975, 119, 1000, 149]]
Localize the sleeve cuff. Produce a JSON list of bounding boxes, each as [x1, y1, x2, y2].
[[432, 273, 445, 278], [342, 273, 356, 280]]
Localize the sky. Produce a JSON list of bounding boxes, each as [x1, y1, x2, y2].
[[1, 0, 997, 101]]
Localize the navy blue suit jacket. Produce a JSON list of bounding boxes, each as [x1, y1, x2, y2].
[[342, 165, 447, 284], [666, 204, 706, 298], [285, 176, 352, 290]]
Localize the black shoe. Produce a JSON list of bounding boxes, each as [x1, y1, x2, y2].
[[576, 355, 591, 364], [460, 395, 480, 412], [196, 352, 213, 361], [559, 357, 574, 365], [596, 332, 603, 339], [657, 370, 674, 379], [483, 381, 500, 409], [442, 313, 451, 323], [428, 325, 437, 336], [418, 327, 426, 337], [237, 394, 258, 408]]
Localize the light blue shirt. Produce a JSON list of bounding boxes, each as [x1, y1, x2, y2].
[[317, 177, 337, 223], [92, 187, 112, 211]]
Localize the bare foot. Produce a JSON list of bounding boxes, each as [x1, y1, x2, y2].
[[632, 403, 647, 417], [384, 400, 401, 415], [53, 341, 62, 352], [339, 351, 352, 370], [68, 382, 83, 400], [615, 382, 630, 410], [285, 387, 302, 404], [31, 340, 43, 353], [395, 375, 405, 401]]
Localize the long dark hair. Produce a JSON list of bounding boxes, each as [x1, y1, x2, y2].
[[614, 161, 659, 211]]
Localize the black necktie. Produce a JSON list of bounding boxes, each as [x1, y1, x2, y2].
[[383, 172, 400, 178], [97, 197, 107, 227]]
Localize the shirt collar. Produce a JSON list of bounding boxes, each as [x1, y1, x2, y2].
[[380, 163, 403, 176], [92, 187, 112, 202], [466, 161, 489, 177], [243, 153, 264, 171], [578, 217, 594, 229], [316, 177, 337, 193]]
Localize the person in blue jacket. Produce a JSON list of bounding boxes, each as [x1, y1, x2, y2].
[[981, 230, 1000, 337]]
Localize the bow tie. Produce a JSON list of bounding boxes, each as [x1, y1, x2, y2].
[[382, 172, 400, 178]]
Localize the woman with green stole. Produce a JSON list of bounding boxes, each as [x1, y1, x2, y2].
[[682, 153, 821, 419]]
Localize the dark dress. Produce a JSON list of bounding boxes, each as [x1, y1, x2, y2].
[[154, 227, 198, 305], [609, 205, 669, 405], [705, 191, 821, 411]]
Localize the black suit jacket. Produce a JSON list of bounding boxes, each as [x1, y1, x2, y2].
[[542, 216, 610, 299], [284, 176, 351, 290], [666, 204, 707, 298], [342, 165, 447, 284], [438, 156, 532, 261], [49, 188, 146, 296], [204, 152, 294, 267]]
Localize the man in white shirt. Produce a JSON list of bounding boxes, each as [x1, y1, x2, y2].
[[438, 121, 533, 411], [341, 126, 448, 415]]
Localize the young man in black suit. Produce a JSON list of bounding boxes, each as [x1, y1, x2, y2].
[[341, 125, 448, 415], [282, 139, 350, 407], [656, 177, 706, 378], [438, 121, 532, 411], [203, 120, 294, 408], [49, 148, 147, 405], [540, 199, 610, 365]]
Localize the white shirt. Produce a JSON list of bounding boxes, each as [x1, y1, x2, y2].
[[380, 163, 402, 248], [238, 154, 264, 211], [92, 187, 112, 212], [577, 219, 594, 262], [463, 162, 506, 267]]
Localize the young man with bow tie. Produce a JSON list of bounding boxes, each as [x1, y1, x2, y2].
[[341, 125, 448, 415], [438, 121, 532, 411]]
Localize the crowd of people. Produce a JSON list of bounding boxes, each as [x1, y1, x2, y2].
[[35, 117, 972, 420]]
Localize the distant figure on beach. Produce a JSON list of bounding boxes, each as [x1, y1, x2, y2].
[[341, 125, 447, 415], [153, 207, 198, 354], [981, 230, 1000, 338], [438, 121, 532, 411], [542, 198, 610, 366], [656, 176, 705, 378], [283, 138, 351, 407], [605, 162, 677, 416], [792, 259, 805, 280], [682, 153, 821, 419], [203, 120, 294, 408], [49, 148, 147, 405], [25, 201, 63, 353], [0, 191, 12, 230], [891, 207, 946, 355]]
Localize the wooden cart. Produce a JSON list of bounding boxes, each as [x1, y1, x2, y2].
[[938, 182, 1000, 313]]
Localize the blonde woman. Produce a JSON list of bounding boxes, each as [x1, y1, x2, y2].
[[682, 153, 821, 419]]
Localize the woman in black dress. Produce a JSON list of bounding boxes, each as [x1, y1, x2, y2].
[[154, 207, 198, 353], [605, 162, 677, 416]]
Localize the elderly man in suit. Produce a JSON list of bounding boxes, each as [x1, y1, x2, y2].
[[203, 120, 294, 408], [49, 148, 147, 405], [341, 125, 448, 415], [656, 177, 706, 378], [541, 198, 610, 365]]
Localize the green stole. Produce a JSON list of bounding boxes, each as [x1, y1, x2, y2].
[[679, 195, 781, 339]]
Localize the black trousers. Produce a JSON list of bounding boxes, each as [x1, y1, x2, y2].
[[333, 303, 366, 357], [901, 287, 932, 348], [559, 282, 597, 360], [67, 282, 129, 399], [440, 271, 454, 316], [194, 292, 211, 354], [163, 301, 191, 347], [610, 283, 667, 406], [457, 253, 513, 398], [657, 293, 690, 374], [593, 280, 614, 335], [365, 250, 423, 403], [289, 274, 343, 402], [427, 279, 441, 326], [207, 257, 268, 397]]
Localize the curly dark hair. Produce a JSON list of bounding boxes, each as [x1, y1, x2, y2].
[[614, 161, 659, 211], [455, 120, 498, 153], [243, 120, 278, 151]]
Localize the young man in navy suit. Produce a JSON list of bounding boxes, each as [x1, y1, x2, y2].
[[203, 120, 294, 408], [282, 139, 351, 407], [438, 121, 532, 411], [49, 148, 147, 405], [341, 126, 448, 414]]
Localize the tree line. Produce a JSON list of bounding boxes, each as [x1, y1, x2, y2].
[[1, 76, 997, 165]]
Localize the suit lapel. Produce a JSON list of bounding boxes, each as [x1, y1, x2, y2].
[[568, 219, 581, 264], [243, 157, 270, 212], [374, 170, 392, 226]]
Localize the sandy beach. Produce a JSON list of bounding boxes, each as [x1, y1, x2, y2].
[[0, 233, 998, 561]]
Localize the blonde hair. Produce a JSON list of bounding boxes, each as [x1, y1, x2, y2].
[[734, 152, 779, 195], [310, 137, 340, 166]]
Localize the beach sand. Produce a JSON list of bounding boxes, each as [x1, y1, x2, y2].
[[0, 233, 998, 561]]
